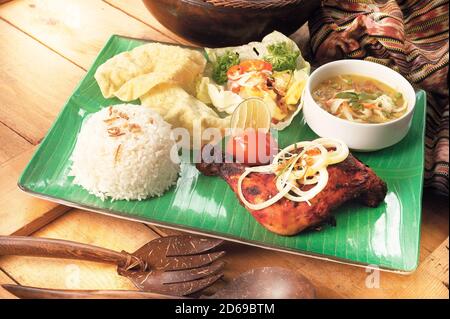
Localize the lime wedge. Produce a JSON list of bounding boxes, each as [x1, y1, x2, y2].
[[230, 98, 271, 136]]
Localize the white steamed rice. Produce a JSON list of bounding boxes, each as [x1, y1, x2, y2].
[[70, 104, 180, 201]]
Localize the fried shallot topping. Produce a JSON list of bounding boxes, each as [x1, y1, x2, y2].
[[105, 108, 143, 137], [114, 144, 122, 163], [107, 126, 124, 137], [103, 116, 119, 124], [118, 112, 129, 120], [128, 123, 142, 133]]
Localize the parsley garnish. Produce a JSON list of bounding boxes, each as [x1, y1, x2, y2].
[[263, 42, 299, 72], [212, 51, 240, 85]]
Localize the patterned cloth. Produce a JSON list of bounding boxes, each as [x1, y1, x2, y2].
[[308, 0, 449, 196]]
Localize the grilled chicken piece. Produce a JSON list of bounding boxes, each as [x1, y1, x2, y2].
[[196, 154, 387, 236]]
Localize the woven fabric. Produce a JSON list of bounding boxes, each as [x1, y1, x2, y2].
[[309, 0, 449, 196], [204, 0, 301, 9]]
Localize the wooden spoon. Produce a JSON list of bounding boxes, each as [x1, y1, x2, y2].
[[2, 267, 316, 299], [203, 267, 316, 299]]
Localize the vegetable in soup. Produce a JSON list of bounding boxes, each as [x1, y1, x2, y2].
[[312, 75, 407, 123]]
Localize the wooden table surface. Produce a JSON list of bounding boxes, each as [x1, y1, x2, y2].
[[0, 0, 448, 299]]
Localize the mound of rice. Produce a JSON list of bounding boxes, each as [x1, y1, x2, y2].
[[70, 104, 180, 201]]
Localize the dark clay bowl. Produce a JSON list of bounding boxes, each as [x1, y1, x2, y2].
[[142, 0, 321, 47]]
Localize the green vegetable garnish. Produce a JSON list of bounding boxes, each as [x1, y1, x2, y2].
[[212, 51, 240, 85], [350, 102, 363, 111], [335, 92, 359, 100], [263, 42, 299, 72], [335, 91, 377, 111], [394, 92, 403, 103], [336, 91, 377, 105], [358, 92, 378, 101]]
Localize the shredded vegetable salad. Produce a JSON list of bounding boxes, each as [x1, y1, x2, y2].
[[238, 138, 349, 210]]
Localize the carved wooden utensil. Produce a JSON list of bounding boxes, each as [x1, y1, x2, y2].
[[203, 267, 316, 299], [0, 235, 225, 296], [2, 267, 316, 299]]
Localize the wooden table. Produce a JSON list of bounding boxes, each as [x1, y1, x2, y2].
[[0, 0, 448, 299]]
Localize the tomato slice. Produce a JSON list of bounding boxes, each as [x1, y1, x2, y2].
[[226, 60, 272, 81], [227, 65, 243, 79], [240, 60, 272, 73], [225, 130, 278, 166]]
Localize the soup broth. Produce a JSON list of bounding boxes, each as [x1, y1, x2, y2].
[[312, 75, 407, 124]]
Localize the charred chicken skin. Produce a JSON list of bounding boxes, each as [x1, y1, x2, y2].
[[196, 154, 387, 236]]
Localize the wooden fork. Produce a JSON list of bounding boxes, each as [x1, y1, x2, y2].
[[0, 235, 225, 296]]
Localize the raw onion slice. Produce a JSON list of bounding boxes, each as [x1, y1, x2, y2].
[[237, 138, 348, 210], [304, 143, 328, 171], [300, 172, 320, 185], [238, 168, 292, 210], [272, 141, 313, 164], [313, 138, 349, 165], [284, 168, 329, 202]]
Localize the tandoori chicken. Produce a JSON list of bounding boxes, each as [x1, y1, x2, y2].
[[196, 153, 387, 236]]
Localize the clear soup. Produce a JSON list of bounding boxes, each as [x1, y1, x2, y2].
[[312, 74, 407, 124]]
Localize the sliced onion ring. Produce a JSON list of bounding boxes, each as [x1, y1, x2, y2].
[[285, 168, 329, 202], [238, 169, 293, 210], [237, 138, 348, 210], [313, 138, 349, 165]]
